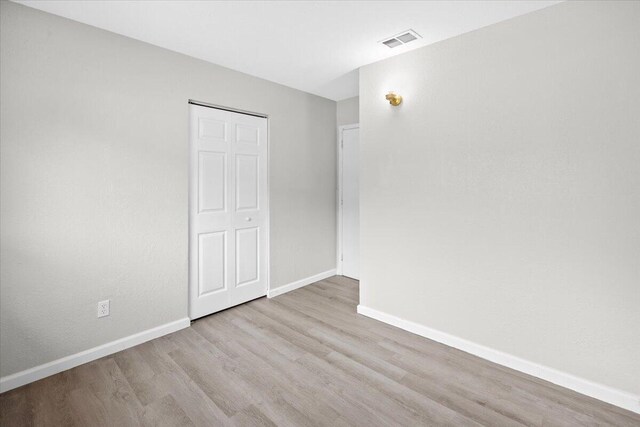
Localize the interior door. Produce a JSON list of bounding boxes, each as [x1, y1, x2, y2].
[[189, 103, 268, 319], [341, 126, 359, 279]]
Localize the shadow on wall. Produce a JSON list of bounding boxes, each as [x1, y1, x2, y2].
[[315, 69, 359, 101]]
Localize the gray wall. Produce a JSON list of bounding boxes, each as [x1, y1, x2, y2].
[[0, 1, 336, 377], [337, 96, 359, 126], [360, 0, 640, 395]]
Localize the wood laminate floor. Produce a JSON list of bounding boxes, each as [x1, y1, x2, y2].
[[1, 276, 638, 426]]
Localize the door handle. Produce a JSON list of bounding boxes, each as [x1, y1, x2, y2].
[[245, 217, 252, 222]]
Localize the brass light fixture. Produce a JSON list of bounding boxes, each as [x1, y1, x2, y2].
[[385, 92, 403, 106]]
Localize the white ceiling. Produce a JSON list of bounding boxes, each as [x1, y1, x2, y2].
[[16, 0, 562, 101]]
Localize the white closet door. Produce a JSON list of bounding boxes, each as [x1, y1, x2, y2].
[[342, 126, 359, 280], [189, 104, 268, 319]]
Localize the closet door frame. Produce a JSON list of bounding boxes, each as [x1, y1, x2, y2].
[[188, 99, 270, 319]]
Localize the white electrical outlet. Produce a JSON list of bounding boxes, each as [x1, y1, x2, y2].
[[97, 299, 110, 318]]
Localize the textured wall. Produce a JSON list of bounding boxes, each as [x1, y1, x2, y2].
[[0, 1, 336, 377], [360, 0, 640, 395], [337, 96, 359, 126]]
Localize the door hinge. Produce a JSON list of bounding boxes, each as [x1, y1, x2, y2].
[[341, 254, 343, 261], [341, 139, 343, 148]]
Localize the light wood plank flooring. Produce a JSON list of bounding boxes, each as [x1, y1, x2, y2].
[[1, 276, 638, 426]]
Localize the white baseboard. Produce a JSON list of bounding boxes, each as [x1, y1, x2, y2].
[[357, 305, 640, 415], [0, 317, 190, 393], [267, 269, 337, 298]]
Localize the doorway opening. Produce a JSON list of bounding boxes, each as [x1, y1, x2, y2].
[[337, 123, 360, 280]]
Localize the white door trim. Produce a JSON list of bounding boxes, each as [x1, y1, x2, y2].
[[336, 123, 359, 276], [188, 100, 270, 319]]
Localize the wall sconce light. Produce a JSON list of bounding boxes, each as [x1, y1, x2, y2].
[[385, 92, 403, 106]]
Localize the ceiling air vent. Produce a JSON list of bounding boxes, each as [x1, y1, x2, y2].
[[380, 29, 422, 48], [382, 38, 403, 48]]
